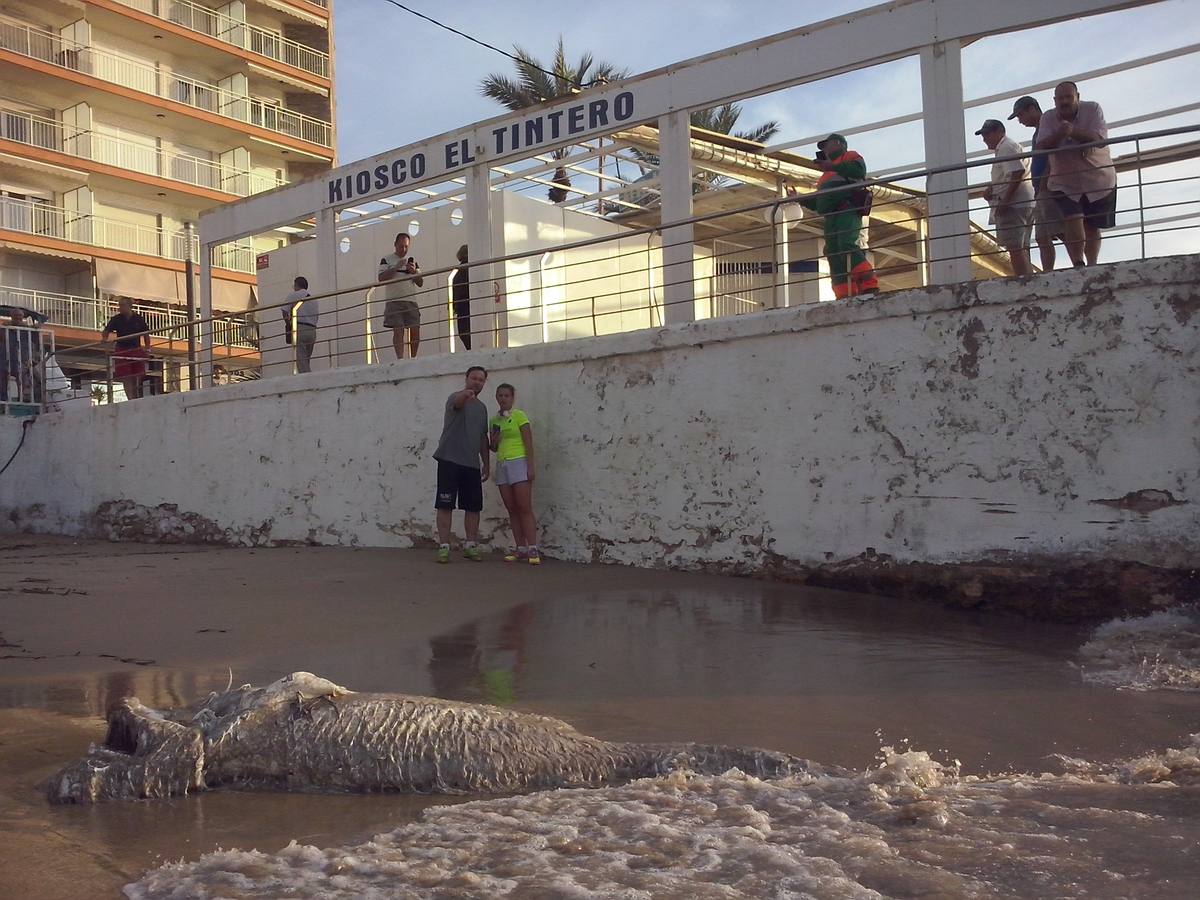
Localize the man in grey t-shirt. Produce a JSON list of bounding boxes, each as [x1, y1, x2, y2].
[[434, 365, 491, 563], [378, 231, 423, 360]]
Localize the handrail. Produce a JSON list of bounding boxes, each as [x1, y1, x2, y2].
[[109, 0, 329, 78], [49, 122, 1200, 379], [0, 286, 256, 349], [0, 197, 256, 274], [0, 12, 332, 148], [0, 106, 286, 197]]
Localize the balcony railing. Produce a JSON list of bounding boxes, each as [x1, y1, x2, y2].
[[0, 107, 286, 197], [0, 13, 332, 148], [0, 285, 256, 349], [111, 0, 329, 78], [0, 196, 256, 274]]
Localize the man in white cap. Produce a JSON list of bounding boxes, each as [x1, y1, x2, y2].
[[977, 119, 1034, 277]]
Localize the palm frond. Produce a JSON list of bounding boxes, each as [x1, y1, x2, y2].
[[736, 120, 781, 144]]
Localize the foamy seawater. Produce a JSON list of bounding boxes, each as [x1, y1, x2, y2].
[[125, 736, 1200, 899], [1078, 607, 1200, 691]]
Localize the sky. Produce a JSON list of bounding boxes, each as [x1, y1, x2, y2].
[[329, 0, 1200, 254]]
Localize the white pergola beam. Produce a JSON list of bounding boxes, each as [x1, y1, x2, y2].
[[200, 0, 1156, 245]]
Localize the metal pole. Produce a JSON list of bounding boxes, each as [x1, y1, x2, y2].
[[184, 221, 197, 389], [1135, 138, 1146, 260], [106, 353, 114, 404]]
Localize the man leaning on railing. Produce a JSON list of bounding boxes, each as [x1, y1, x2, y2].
[[101, 297, 151, 401], [1036, 81, 1117, 267]]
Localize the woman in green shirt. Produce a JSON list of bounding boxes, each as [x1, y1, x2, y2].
[[489, 383, 540, 564]]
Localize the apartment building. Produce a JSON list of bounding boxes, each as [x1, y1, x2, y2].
[[0, 0, 335, 385]]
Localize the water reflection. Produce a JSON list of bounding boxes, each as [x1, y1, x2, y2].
[[418, 587, 1199, 775], [429, 604, 534, 705], [0, 668, 233, 718]]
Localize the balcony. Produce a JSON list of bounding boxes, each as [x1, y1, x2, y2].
[[0, 13, 332, 149], [110, 0, 329, 79], [0, 196, 255, 274], [0, 106, 286, 197], [0, 285, 256, 349]]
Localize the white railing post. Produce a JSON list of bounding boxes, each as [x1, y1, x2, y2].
[[198, 247, 213, 388], [659, 109, 695, 325], [919, 39, 973, 285], [466, 163, 497, 349]]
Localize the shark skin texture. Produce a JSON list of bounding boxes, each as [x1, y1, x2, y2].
[[47, 672, 830, 803]]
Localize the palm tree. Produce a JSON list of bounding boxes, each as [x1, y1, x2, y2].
[[690, 103, 780, 145], [630, 103, 781, 193], [480, 39, 629, 202]]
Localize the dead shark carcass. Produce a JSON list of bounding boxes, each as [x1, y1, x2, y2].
[[48, 672, 825, 803]]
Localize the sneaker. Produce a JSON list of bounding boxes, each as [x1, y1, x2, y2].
[[527, 553, 542, 566], [504, 550, 527, 562], [436, 546, 450, 564], [463, 546, 483, 562]]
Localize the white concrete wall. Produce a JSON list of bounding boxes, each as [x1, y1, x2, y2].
[[2, 256, 1197, 581]]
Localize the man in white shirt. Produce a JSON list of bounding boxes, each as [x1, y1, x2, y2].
[[282, 275, 318, 374], [378, 232, 424, 360], [977, 119, 1034, 277]]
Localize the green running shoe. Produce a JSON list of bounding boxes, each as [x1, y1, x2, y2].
[[463, 546, 483, 562], [436, 546, 450, 564]]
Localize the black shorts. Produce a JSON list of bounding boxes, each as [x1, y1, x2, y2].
[[1052, 189, 1117, 230], [435, 460, 483, 512]]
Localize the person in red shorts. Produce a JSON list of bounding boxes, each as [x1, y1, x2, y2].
[[102, 297, 151, 400]]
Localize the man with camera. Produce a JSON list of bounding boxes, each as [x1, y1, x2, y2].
[[378, 231, 424, 359], [788, 133, 879, 300]]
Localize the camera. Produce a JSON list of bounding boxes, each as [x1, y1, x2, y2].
[[815, 149, 827, 161]]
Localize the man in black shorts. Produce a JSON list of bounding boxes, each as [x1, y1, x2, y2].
[[434, 365, 490, 563]]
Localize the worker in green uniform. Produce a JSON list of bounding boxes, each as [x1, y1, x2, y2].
[[788, 133, 879, 299]]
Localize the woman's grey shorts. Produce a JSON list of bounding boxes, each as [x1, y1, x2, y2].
[[494, 457, 529, 486]]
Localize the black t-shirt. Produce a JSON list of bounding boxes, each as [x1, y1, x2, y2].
[[105, 313, 149, 351]]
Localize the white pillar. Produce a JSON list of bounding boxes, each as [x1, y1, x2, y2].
[[198, 250, 213, 388], [658, 110, 695, 325], [465, 163, 498, 349], [773, 179, 791, 309], [919, 40, 973, 285], [311, 207, 345, 367]]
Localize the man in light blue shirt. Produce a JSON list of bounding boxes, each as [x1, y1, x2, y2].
[[282, 275, 318, 374]]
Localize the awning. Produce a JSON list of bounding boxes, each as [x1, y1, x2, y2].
[[96, 258, 180, 304], [248, 61, 328, 96], [0, 239, 93, 266], [178, 269, 259, 312], [0, 150, 89, 182], [257, 0, 327, 27]]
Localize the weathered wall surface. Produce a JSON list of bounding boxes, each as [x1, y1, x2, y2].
[[3, 256, 1197, 618]]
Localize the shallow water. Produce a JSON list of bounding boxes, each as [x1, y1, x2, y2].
[[125, 739, 1200, 899], [3, 552, 1199, 898]]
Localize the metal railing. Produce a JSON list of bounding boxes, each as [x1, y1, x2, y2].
[[111, 0, 329, 78], [0, 107, 286, 197], [47, 123, 1200, 389], [0, 13, 332, 148], [0, 287, 256, 349], [256, 125, 1200, 370], [0, 323, 60, 414], [0, 196, 256, 274]]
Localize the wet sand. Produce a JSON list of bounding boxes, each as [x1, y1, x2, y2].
[[1, 536, 1197, 898]]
